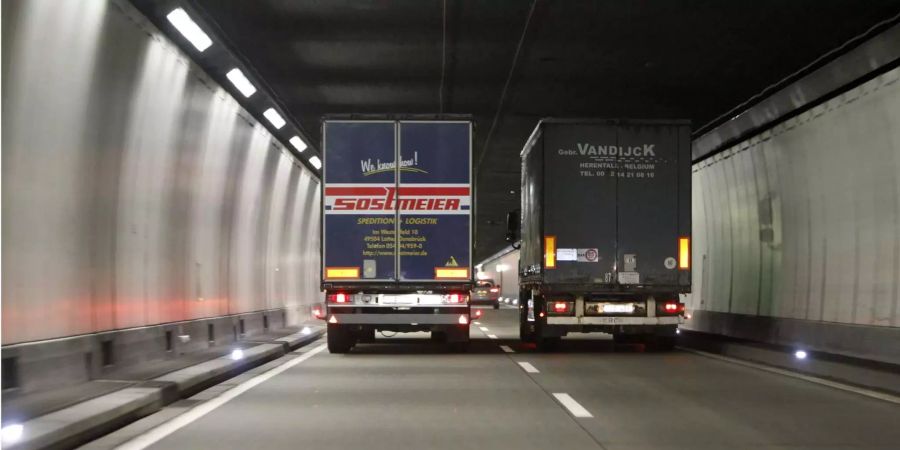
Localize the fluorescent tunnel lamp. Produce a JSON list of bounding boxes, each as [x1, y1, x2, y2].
[[263, 108, 286, 129], [166, 8, 212, 52], [309, 156, 322, 170], [289, 136, 308, 152], [226, 68, 257, 97]]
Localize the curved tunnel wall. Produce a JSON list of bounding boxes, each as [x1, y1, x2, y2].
[[1, 0, 322, 345], [687, 66, 900, 362], [478, 67, 900, 363]]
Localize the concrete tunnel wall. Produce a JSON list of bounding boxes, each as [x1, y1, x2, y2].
[[1, 0, 323, 346], [477, 66, 900, 364]]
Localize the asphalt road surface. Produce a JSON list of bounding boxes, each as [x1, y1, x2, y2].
[[103, 307, 900, 450]]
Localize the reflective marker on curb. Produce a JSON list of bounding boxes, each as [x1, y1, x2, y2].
[[553, 393, 593, 418], [500, 345, 514, 353], [518, 362, 539, 373]]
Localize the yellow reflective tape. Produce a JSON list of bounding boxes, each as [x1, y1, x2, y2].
[[678, 237, 690, 270], [326, 267, 360, 278]]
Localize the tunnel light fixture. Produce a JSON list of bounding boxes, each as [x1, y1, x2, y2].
[[2, 424, 24, 444], [230, 349, 244, 360], [225, 68, 257, 97], [309, 156, 322, 170], [289, 136, 308, 152], [262, 108, 286, 129], [794, 350, 808, 360], [166, 8, 212, 52]]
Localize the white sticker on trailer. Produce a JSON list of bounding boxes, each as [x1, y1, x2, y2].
[[618, 271, 640, 284], [557, 248, 577, 261]]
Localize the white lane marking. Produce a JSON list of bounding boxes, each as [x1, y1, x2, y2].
[[682, 348, 900, 405], [518, 362, 539, 373], [500, 345, 514, 353], [479, 326, 489, 331], [473, 321, 481, 325], [116, 344, 327, 450], [487, 334, 498, 339], [553, 393, 593, 418]]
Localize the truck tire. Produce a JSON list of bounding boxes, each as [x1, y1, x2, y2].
[[327, 324, 353, 353], [357, 328, 376, 343], [493, 301, 500, 310], [536, 337, 560, 352], [646, 335, 676, 352], [613, 333, 640, 345], [431, 331, 448, 343], [519, 289, 535, 343]]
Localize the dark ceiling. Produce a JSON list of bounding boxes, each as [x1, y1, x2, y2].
[[186, 0, 899, 261]]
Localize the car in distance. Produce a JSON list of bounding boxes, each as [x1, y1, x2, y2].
[[471, 279, 501, 309]]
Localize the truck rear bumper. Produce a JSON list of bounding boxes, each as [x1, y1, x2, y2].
[[546, 316, 683, 326], [331, 313, 468, 325]]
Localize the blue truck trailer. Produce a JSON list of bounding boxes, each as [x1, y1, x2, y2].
[[321, 117, 474, 353]]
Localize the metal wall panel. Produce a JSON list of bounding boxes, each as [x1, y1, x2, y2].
[[2, 0, 322, 344], [689, 67, 900, 329]]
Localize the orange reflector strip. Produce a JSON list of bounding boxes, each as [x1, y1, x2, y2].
[[325, 267, 360, 279], [435, 267, 469, 279], [545, 235, 557, 269], [678, 237, 690, 270]]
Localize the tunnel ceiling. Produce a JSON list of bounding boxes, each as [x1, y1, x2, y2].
[[185, 0, 899, 261]]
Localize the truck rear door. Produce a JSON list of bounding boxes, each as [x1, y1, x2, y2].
[[323, 120, 472, 285]]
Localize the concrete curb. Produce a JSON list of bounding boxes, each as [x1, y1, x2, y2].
[[4, 327, 325, 450], [678, 330, 900, 396]]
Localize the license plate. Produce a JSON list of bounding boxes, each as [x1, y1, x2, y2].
[[381, 295, 416, 305]]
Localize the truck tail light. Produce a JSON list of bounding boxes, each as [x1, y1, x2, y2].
[[327, 293, 349, 303], [548, 300, 573, 316], [678, 237, 690, 270], [545, 235, 557, 269], [659, 300, 684, 315], [445, 293, 468, 304], [489, 288, 499, 293]]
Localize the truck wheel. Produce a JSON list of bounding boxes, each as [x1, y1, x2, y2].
[[613, 333, 640, 345], [357, 328, 376, 343], [519, 289, 535, 343], [647, 335, 676, 352], [536, 337, 560, 352], [493, 301, 500, 310], [327, 324, 353, 353], [431, 331, 448, 343]]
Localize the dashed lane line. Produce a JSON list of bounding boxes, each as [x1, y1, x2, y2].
[[518, 362, 540, 373], [500, 345, 514, 353], [553, 393, 594, 418], [487, 334, 498, 339]]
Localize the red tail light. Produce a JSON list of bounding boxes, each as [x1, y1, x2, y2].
[[473, 309, 482, 318], [327, 293, 349, 303], [445, 293, 468, 304], [659, 300, 684, 315], [313, 307, 325, 319], [548, 300, 573, 315]]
